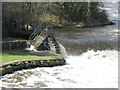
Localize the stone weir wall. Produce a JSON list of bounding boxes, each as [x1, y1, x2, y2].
[[0, 58, 66, 76], [2, 40, 27, 51]]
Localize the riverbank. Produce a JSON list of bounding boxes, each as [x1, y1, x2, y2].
[[47, 20, 114, 29], [0, 50, 65, 76], [0, 37, 66, 76]]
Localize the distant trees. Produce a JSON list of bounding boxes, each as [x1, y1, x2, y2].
[[2, 2, 109, 37]]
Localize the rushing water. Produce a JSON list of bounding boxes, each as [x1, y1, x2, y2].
[[0, 2, 119, 88], [1, 50, 118, 88]]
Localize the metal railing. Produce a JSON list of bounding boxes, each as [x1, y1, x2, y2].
[[29, 26, 48, 44], [29, 29, 38, 41]]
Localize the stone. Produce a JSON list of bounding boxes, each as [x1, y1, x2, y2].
[[12, 65, 20, 71], [25, 61, 32, 68], [0, 67, 6, 76], [35, 60, 41, 67], [5, 65, 14, 74]]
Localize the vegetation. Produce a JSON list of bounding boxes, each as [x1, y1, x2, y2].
[[1, 51, 59, 64], [2, 2, 111, 37]]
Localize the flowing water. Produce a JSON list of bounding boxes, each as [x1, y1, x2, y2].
[[0, 2, 119, 88], [50, 2, 119, 55], [0, 50, 118, 88]]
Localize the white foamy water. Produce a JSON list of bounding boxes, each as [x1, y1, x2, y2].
[[26, 45, 37, 51], [1, 50, 118, 88], [59, 43, 68, 58]]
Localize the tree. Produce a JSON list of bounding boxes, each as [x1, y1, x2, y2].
[[2, 2, 109, 37]]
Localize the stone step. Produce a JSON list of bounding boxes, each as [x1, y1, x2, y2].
[[56, 51, 60, 53], [56, 49, 60, 52], [53, 43, 58, 46], [51, 40, 57, 43], [55, 49, 60, 52], [55, 46, 59, 48]]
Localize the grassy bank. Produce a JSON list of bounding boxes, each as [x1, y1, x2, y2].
[[1, 51, 60, 65]]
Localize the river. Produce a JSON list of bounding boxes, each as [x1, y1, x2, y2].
[[0, 2, 119, 88]]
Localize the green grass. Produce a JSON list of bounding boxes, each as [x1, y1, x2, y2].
[[0, 51, 59, 65]]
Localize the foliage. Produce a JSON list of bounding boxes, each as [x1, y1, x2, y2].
[[2, 2, 110, 37]]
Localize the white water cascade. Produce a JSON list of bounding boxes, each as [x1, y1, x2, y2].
[[59, 43, 68, 58], [0, 50, 118, 88], [26, 45, 37, 51]]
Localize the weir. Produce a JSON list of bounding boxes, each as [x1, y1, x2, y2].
[[4, 23, 117, 56], [27, 26, 65, 55], [47, 2, 119, 55], [0, 2, 119, 88], [47, 24, 118, 55], [1, 27, 67, 76]]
